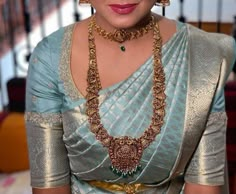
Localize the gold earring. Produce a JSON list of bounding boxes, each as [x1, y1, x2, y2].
[[155, 0, 170, 6], [79, 0, 90, 4]]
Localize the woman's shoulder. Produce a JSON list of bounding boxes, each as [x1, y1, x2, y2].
[[34, 23, 75, 52], [155, 15, 179, 45], [34, 18, 89, 53], [186, 23, 236, 84], [30, 23, 77, 67], [28, 24, 76, 78], [186, 23, 235, 64], [186, 23, 235, 50]]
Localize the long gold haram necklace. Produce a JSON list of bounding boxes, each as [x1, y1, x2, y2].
[[86, 15, 166, 177], [93, 15, 154, 52]]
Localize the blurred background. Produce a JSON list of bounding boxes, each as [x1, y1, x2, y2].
[[0, 0, 236, 194]]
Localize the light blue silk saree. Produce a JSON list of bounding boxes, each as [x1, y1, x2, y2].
[[25, 19, 236, 193]]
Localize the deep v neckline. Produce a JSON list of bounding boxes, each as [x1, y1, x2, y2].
[[59, 21, 184, 101]]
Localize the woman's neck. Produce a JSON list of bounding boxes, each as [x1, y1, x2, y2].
[[94, 12, 153, 33]]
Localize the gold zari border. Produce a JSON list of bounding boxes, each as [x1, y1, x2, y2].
[[59, 24, 83, 100], [25, 112, 62, 125]]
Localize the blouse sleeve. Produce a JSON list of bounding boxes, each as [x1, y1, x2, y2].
[[25, 37, 70, 188], [184, 39, 236, 186], [184, 100, 227, 186]]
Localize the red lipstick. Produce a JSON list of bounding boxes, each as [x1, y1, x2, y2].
[[109, 4, 138, 15]]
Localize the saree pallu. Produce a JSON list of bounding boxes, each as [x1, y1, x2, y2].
[[25, 19, 236, 194]]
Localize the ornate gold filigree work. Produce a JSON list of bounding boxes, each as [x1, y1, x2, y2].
[[92, 16, 154, 43], [86, 15, 166, 177]]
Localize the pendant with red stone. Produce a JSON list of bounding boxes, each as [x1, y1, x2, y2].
[[108, 136, 143, 177]]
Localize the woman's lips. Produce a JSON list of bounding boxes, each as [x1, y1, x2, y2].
[[109, 4, 138, 14]]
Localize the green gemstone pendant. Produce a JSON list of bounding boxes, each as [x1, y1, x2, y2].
[[120, 45, 126, 52]]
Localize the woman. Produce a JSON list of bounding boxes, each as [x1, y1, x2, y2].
[[25, 0, 236, 193]]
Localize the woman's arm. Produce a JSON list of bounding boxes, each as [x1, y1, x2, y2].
[[26, 38, 70, 189], [184, 182, 221, 194], [32, 185, 71, 194]]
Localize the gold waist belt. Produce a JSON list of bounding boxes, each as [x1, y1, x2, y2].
[[88, 180, 149, 194]]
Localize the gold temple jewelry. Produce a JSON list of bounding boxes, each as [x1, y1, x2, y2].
[[86, 15, 166, 177], [92, 15, 154, 52]]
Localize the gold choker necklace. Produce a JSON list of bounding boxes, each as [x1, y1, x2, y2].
[[86, 15, 166, 177], [92, 16, 154, 52]]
